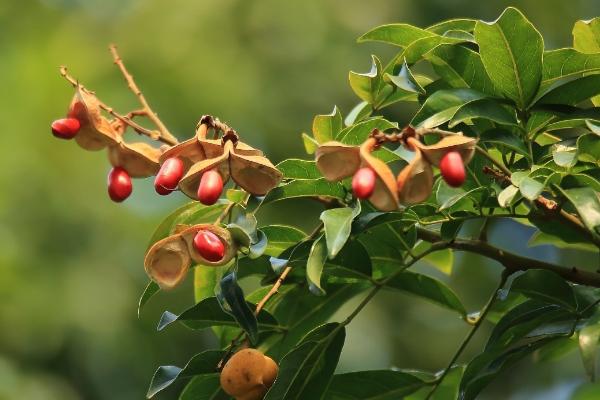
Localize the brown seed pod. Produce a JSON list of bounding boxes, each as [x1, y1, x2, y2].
[[397, 137, 434, 204], [144, 234, 191, 290], [220, 349, 279, 400], [358, 138, 399, 211], [108, 141, 162, 178], [315, 141, 361, 181], [67, 87, 121, 151], [179, 224, 237, 266], [416, 134, 477, 167]]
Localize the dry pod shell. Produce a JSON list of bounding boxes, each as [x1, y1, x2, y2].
[[108, 141, 162, 178], [397, 138, 434, 204], [220, 349, 279, 400], [179, 224, 237, 266], [144, 234, 191, 290], [358, 138, 399, 211], [315, 141, 361, 181], [416, 134, 477, 166], [68, 87, 120, 151]]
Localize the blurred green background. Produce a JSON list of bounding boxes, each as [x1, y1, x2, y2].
[[2, 0, 600, 399]]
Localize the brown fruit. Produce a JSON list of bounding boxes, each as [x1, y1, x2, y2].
[[220, 349, 279, 400], [144, 235, 191, 290]]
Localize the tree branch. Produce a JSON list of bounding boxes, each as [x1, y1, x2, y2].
[[416, 227, 600, 287]]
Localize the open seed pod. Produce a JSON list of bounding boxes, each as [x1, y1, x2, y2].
[[416, 134, 477, 166], [144, 234, 191, 290], [108, 142, 162, 178], [178, 140, 282, 199], [359, 138, 399, 211], [397, 137, 434, 204], [179, 224, 237, 266], [67, 87, 121, 151], [315, 141, 361, 181]]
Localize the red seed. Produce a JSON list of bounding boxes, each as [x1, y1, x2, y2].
[[107, 167, 133, 202], [155, 157, 185, 195], [193, 230, 225, 262], [51, 118, 80, 139], [439, 151, 466, 187], [352, 167, 376, 199], [197, 169, 223, 205]]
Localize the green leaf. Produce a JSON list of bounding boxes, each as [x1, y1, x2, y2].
[[179, 374, 228, 400], [424, 43, 498, 96], [138, 281, 159, 318], [325, 240, 373, 281], [156, 297, 278, 332], [194, 266, 222, 304], [423, 247, 454, 276], [449, 99, 518, 128], [262, 179, 346, 205], [511, 269, 577, 311], [475, 7, 543, 109], [146, 350, 224, 398], [218, 273, 261, 344], [302, 133, 319, 155], [541, 49, 600, 90], [264, 323, 345, 400], [427, 19, 476, 34], [573, 17, 600, 54], [553, 143, 578, 168], [406, 366, 464, 400], [326, 370, 428, 399], [344, 101, 373, 126], [536, 75, 600, 106], [440, 220, 463, 242], [579, 309, 600, 381], [497, 184, 520, 207], [277, 159, 322, 180], [306, 235, 328, 296], [479, 129, 530, 158], [385, 271, 466, 316], [384, 60, 425, 94], [518, 176, 545, 201], [411, 88, 487, 128], [349, 55, 382, 104], [559, 187, 600, 234], [262, 225, 306, 257], [338, 117, 398, 146], [313, 106, 343, 143], [358, 24, 435, 47], [320, 203, 361, 259]]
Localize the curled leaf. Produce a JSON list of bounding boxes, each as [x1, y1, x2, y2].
[[108, 141, 162, 178], [359, 138, 399, 211], [315, 141, 361, 181], [397, 139, 434, 204], [417, 134, 477, 166], [179, 224, 237, 266], [144, 235, 191, 290], [68, 87, 120, 151]]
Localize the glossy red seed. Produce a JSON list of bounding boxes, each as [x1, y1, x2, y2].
[[51, 118, 80, 139], [352, 167, 376, 199], [155, 157, 185, 195], [439, 151, 466, 187], [107, 167, 133, 202], [197, 169, 223, 205], [193, 230, 225, 262]]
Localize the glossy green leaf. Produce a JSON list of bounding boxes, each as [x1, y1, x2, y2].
[[511, 269, 577, 311], [553, 143, 578, 168], [536, 75, 600, 106], [427, 19, 476, 34], [262, 179, 346, 205], [326, 370, 428, 399], [218, 273, 261, 344], [385, 271, 466, 316], [475, 7, 543, 109], [264, 323, 345, 400], [194, 266, 222, 304], [349, 55, 382, 104], [358, 24, 435, 47], [411, 88, 487, 128], [449, 99, 518, 128], [424, 43, 498, 96], [156, 297, 278, 332], [146, 350, 224, 398], [312, 106, 343, 143], [573, 17, 600, 54], [320, 203, 361, 259], [344, 101, 373, 126], [325, 240, 373, 281], [541, 49, 600, 90], [559, 187, 600, 234], [337, 117, 397, 144], [302, 132, 319, 154], [277, 159, 322, 180], [306, 234, 328, 296], [261, 225, 306, 257], [498, 185, 520, 208], [518, 176, 545, 201], [138, 281, 160, 318], [384, 60, 424, 94], [179, 374, 228, 400], [479, 129, 530, 158], [579, 309, 600, 381]]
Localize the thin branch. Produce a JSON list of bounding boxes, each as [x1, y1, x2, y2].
[[59, 66, 177, 146], [417, 227, 600, 287], [425, 271, 510, 399], [108, 44, 179, 145]]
